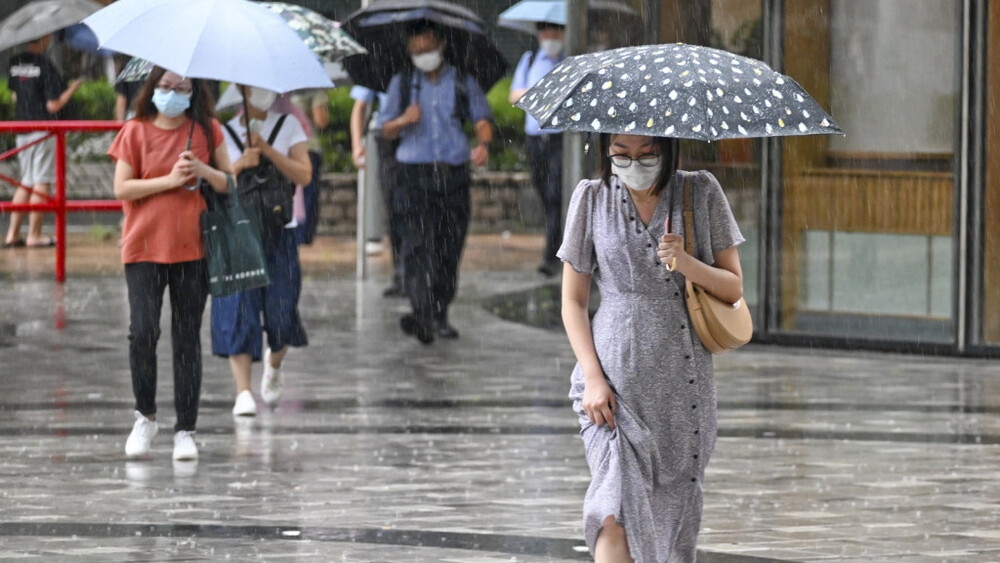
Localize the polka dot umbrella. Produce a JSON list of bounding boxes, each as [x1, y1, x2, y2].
[[515, 43, 843, 140]]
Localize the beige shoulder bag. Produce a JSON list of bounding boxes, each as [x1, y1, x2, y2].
[[680, 176, 753, 354]]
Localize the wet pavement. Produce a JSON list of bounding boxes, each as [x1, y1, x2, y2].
[[2, 252, 1000, 561]]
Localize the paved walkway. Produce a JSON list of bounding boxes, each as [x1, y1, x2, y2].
[[1, 235, 999, 561]]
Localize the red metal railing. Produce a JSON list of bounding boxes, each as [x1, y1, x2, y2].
[[0, 120, 123, 282]]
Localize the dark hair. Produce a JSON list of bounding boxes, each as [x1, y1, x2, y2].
[[599, 134, 679, 197], [408, 21, 442, 42], [134, 66, 217, 156], [536, 22, 565, 32]]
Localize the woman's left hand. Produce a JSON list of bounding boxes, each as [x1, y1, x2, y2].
[[177, 150, 211, 180], [658, 233, 688, 272], [248, 132, 272, 155]]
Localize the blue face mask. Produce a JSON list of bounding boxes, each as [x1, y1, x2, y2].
[[152, 89, 192, 118]]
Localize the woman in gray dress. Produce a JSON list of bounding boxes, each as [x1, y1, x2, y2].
[[559, 133, 745, 562]]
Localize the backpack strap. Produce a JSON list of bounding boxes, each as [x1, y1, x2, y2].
[[267, 114, 289, 145], [223, 121, 244, 152], [453, 69, 469, 125]]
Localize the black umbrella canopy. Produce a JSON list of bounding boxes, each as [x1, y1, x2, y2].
[[516, 43, 843, 141], [341, 0, 508, 93]]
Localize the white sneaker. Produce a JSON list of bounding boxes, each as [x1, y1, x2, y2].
[[364, 240, 384, 255], [172, 430, 198, 461], [260, 348, 283, 405], [125, 410, 158, 457], [232, 390, 257, 417]]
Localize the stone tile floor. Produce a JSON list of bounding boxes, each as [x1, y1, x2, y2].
[[1, 263, 999, 561]]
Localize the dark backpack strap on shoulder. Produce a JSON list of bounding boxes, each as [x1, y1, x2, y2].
[[222, 121, 244, 152], [453, 69, 470, 125], [399, 65, 417, 109], [267, 114, 289, 145]]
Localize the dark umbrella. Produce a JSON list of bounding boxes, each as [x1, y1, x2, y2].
[[341, 0, 509, 93], [0, 0, 103, 52], [515, 43, 843, 140]]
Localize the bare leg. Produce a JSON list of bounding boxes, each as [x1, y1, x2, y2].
[[229, 353, 253, 394], [268, 345, 289, 368], [5, 187, 29, 244], [25, 182, 50, 245], [594, 516, 633, 563]]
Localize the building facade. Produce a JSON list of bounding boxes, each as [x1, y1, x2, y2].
[[632, 0, 998, 356]]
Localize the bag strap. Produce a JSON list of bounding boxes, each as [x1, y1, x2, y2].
[[223, 121, 244, 152], [683, 174, 696, 260], [267, 114, 288, 145]]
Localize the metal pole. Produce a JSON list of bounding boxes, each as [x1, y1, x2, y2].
[[356, 0, 370, 281], [562, 0, 588, 217]]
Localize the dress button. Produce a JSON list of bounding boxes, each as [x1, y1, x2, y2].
[[674, 291, 679, 296], [693, 454, 698, 459], [694, 430, 699, 434], [655, 260, 661, 265], [685, 355, 691, 359], [681, 324, 686, 329], [630, 216, 635, 221], [647, 243, 652, 248], [689, 379, 694, 384], [691, 404, 697, 409], [691, 478, 697, 482]]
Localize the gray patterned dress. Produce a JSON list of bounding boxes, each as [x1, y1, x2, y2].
[[557, 170, 744, 562]]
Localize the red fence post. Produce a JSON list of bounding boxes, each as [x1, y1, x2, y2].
[[55, 129, 67, 283], [0, 120, 123, 284]]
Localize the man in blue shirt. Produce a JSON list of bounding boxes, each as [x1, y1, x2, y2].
[[378, 23, 493, 344], [509, 22, 566, 277]]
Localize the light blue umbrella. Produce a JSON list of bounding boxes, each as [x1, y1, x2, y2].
[[498, 0, 566, 34], [83, 0, 332, 93]]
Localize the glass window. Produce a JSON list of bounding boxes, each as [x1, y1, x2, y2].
[[779, 0, 958, 342]]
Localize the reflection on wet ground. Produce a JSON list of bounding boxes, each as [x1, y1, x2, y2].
[[1, 271, 999, 561]]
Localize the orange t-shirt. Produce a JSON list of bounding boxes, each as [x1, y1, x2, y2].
[[107, 118, 225, 264]]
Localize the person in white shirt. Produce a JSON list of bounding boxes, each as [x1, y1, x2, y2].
[[210, 85, 313, 418]]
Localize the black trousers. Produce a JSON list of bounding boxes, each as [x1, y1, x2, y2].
[[393, 163, 470, 325], [125, 260, 208, 432], [526, 134, 564, 264], [377, 137, 403, 286]]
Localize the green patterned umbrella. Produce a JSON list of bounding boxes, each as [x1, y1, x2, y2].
[[261, 2, 365, 61], [116, 2, 365, 83]]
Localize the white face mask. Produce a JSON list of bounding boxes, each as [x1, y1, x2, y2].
[[612, 161, 662, 191], [540, 38, 563, 58], [411, 49, 443, 73], [246, 87, 277, 111]]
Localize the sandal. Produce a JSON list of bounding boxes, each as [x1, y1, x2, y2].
[[26, 237, 55, 248], [2, 239, 25, 249]]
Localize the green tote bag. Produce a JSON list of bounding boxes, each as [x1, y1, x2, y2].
[[200, 176, 270, 297]]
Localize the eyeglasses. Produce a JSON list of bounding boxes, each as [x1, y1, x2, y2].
[[609, 153, 661, 168], [156, 83, 192, 95]]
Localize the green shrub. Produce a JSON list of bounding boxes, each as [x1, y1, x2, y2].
[[71, 80, 116, 120], [318, 87, 355, 173]]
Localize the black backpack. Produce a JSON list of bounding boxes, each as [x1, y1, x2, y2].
[[223, 115, 294, 253]]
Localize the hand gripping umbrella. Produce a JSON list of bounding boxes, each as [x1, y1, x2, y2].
[[341, 0, 509, 93], [515, 43, 843, 140], [83, 0, 332, 94]]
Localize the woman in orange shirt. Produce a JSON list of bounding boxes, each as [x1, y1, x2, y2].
[[107, 67, 233, 462]]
